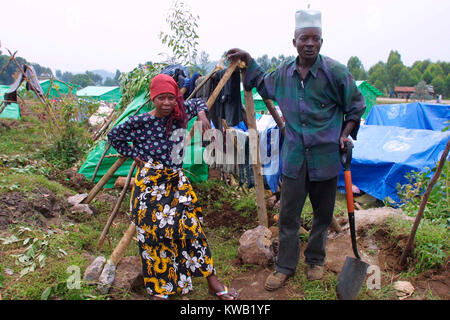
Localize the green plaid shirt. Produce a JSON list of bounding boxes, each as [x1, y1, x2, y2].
[[244, 54, 366, 180]]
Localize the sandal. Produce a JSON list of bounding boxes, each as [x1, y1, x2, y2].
[[151, 294, 169, 300], [209, 286, 239, 300]]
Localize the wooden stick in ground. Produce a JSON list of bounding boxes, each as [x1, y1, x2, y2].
[[109, 223, 137, 265], [399, 138, 450, 267], [92, 106, 116, 142], [82, 156, 127, 204], [241, 69, 268, 227], [98, 161, 137, 248]]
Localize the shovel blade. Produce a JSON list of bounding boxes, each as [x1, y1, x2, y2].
[[336, 256, 370, 300]]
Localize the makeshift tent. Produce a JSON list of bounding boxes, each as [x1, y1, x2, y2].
[[337, 125, 449, 204], [78, 91, 208, 188], [365, 102, 450, 131], [355, 80, 383, 119], [40, 79, 77, 99], [77, 86, 122, 102], [0, 85, 20, 119]]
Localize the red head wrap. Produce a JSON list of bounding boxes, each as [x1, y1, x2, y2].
[[150, 74, 188, 133]]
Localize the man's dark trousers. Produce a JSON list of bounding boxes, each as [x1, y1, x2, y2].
[[275, 161, 338, 275]]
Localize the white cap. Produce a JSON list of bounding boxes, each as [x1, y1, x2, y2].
[[295, 9, 322, 30]]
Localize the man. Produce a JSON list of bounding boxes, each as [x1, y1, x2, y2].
[[227, 9, 365, 291]]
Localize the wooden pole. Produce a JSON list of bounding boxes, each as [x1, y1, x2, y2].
[[399, 138, 450, 266], [109, 223, 137, 265], [82, 156, 127, 204], [184, 60, 241, 147], [185, 57, 225, 100], [98, 161, 137, 248], [241, 69, 268, 227]]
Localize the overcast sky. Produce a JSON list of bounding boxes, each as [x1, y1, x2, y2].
[[1, 0, 449, 74]]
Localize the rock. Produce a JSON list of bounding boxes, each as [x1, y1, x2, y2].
[[98, 261, 116, 294], [84, 256, 106, 283], [67, 194, 88, 206], [393, 281, 415, 300], [112, 256, 143, 292], [114, 177, 135, 190], [70, 203, 97, 216], [354, 207, 413, 232], [238, 225, 274, 266]]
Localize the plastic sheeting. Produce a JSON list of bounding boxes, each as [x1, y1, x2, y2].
[[365, 102, 450, 131], [337, 125, 450, 204]]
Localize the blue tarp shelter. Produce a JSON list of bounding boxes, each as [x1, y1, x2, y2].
[[339, 102, 450, 203], [365, 102, 450, 131]]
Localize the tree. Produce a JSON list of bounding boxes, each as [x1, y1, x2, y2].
[[413, 80, 432, 101], [347, 56, 367, 80], [256, 54, 271, 72], [55, 70, 62, 79], [368, 61, 388, 93], [71, 73, 94, 88], [409, 68, 422, 86], [445, 74, 450, 97], [386, 50, 405, 91], [159, 0, 200, 66], [431, 75, 445, 96]]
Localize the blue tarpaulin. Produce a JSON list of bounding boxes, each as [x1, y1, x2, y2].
[[338, 125, 449, 203], [365, 102, 450, 131]]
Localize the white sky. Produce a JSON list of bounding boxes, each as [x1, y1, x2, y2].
[[1, 0, 449, 74]]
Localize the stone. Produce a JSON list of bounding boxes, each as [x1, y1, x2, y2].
[[393, 281, 415, 300], [97, 261, 116, 294], [83, 256, 106, 283], [67, 194, 88, 206], [70, 203, 97, 216], [112, 256, 144, 292], [238, 225, 274, 266]]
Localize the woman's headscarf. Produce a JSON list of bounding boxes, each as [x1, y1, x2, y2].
[[150, 73, 188, 134]]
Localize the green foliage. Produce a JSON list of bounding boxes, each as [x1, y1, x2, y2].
[[394, 161, 449, 225], [384, 217, 449, 274], [347, 56, 368, 80], [159, 0, 200, 66], [38, 95, 98, 170], [118, 62, 165, 108]]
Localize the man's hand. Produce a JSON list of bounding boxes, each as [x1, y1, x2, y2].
[[226, 48, 251, 64], [340, 120, 356, 150]]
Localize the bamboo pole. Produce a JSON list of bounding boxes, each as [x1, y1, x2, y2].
[[241, 69, 268, 227], [399, 138, 450, 266], [98, 161, 137, 248]]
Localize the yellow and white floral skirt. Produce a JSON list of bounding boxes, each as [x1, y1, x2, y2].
[[130, 160, 215, 296]]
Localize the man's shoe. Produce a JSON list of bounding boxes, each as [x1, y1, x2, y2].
[[306, 264, 324, 280], [264, 271, 289, 291]]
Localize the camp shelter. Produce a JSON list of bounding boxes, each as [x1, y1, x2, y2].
[[0, 84, 20, 119], [356, 80, 383, 119], [40, 79, 77, 99], [76, 86, 122, 103], [78, 91, 208, 188]]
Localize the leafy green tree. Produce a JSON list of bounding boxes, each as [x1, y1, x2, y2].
[[386, 50, 405, 91], [368, 61, 388, 93], [159, 0, 200, 66], [445, 74, 450, 97], [409, 68, 422, 86], [71, 73, 94, 88], [347, 56, 367, 80], [431, 75, 445, 96], [422, 69, 433, 84]]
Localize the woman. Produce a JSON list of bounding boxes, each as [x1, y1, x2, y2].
[[107, 74, 238, 300]]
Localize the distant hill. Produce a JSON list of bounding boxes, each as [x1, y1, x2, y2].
[[90, 69, 115, 81]]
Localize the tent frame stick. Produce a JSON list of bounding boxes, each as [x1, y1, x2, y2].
[[98, 161, 137, 248]]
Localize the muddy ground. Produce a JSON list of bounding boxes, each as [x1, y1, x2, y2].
[[0, 170, 448, 300]]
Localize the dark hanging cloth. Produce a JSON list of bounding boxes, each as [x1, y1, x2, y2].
[[194, 68, 244, 130]]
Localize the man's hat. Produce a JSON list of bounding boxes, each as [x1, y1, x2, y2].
[[295, 9, 322, 30]]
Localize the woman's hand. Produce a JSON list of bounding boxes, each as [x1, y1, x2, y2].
[[197, 110, 211, 134]]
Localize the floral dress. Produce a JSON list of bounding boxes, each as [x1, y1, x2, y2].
[[107, 98, 214, 296]]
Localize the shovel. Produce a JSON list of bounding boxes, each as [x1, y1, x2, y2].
[[336, 140, 370, 300]]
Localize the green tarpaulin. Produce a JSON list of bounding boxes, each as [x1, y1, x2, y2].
[[77, 86, 122, 102], [0, 85, 20, 120], [78, 91, 208, 188], [356, 80, 383, 119], [40, 79, 77, 99]]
